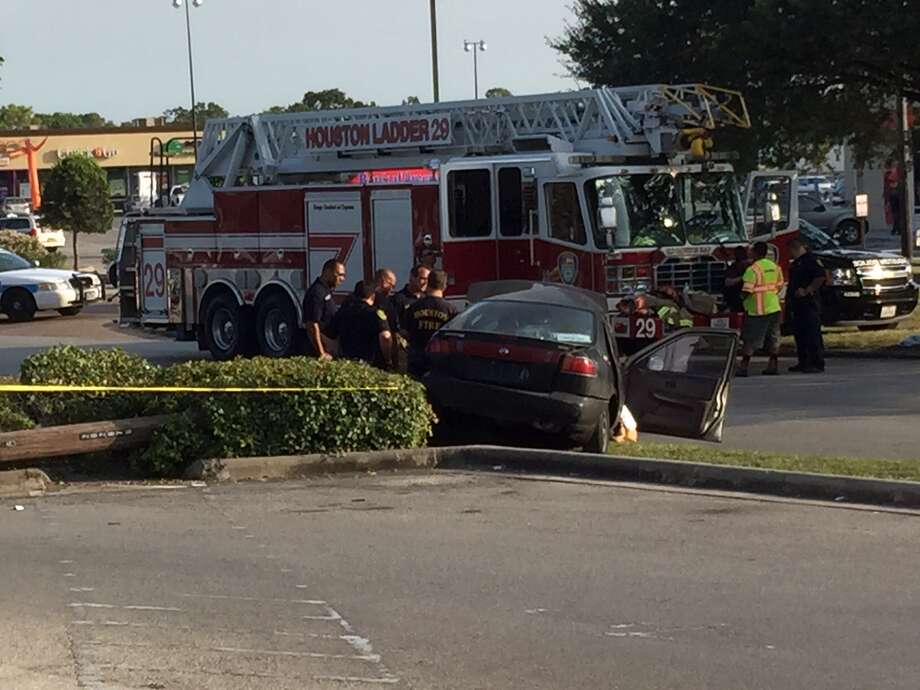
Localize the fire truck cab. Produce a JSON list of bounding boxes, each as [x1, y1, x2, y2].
[[118, 84, 802, 360]]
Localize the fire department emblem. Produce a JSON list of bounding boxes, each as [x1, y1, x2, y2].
[[557, 252, 579, 285]]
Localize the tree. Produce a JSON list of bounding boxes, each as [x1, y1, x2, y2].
[[40, 154, 114, 270], [164, 102, 229, 125], [0, 104, 35, 130], [403, 96, 421, 106], [552, 0, 920, 171], [485, 87, 512, 98], [272, 89, 377, 113], [33, 112, 113, 129]]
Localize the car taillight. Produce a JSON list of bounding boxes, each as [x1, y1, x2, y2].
[[29, 228, 38, 237], [560, 354, 598, 377]]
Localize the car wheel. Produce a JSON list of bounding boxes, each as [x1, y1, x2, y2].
[[583, 407, 610, 455], [256, 293, 300, 358], [834, 219, 861, 246], [58, 307, 82, 317], [202, 293, 250, 361], [1, 289, 37, 322]]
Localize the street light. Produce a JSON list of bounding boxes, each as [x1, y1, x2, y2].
[[430, 0, 440, 102], [172, 0, 203, 163], [463, 39, 487, 100]]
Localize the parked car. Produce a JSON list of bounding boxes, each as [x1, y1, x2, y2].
[[0, 248, 103, 321], [798, 219, 919, 329], [798, 192, 862, 245], [423, 282, 738, 453], [0, 213, 66, 252], [798, 175, 835, 203]]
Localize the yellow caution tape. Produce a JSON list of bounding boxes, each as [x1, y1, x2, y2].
[[0, 384, 400, 394]]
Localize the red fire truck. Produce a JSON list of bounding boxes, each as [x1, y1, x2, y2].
[[116, 84, 800, 360]]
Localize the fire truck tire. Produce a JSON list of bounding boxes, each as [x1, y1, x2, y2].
[[202, 293, 250, 361], [255, 293, 300, 358]]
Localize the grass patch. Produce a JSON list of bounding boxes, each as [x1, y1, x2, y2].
[[611, 442, 920, 482]]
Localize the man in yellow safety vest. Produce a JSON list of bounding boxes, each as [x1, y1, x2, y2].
[[737, 241, 784, 377]]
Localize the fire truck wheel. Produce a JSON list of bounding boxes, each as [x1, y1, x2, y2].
[[256, 293, 300, 358], [202, 293, 247, 361]]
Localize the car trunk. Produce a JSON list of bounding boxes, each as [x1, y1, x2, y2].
[[436, 333, 570, 393]]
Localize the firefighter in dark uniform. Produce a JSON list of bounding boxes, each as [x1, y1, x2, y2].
[[302, 259, 346, 360], [405, 270, 458, 377], [786, 238, 827, 373], [392, 265, 431, 330], [328, 281, 393, 369]]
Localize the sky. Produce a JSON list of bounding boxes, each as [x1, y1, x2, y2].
[[0, 0, 581, 122]]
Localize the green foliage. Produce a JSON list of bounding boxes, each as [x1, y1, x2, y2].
[[0, 104, 34, 130], [18, 346, 160, 426], [164, 102, 229, 125], [143, 357, 434, 475], [0, 230, 66, 268], [553, 0, 920, 170], [39, 154, 114, 269], [271, 89, 377, 114], [485, 87, 512, 98], [15, 347, 435, 477], [0, 104, 112, 130], [0, 378, 33, 432]]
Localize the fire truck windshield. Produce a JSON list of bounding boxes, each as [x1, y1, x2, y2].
[[586, 172, 746, 249]]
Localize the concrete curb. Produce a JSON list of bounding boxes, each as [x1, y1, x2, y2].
[[0, 469, 50, 498], [186, 445, 920, 509], [438, 446, 920, 509], [185, 448, 437, 482]]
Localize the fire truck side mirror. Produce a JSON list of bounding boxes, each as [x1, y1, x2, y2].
[[599, 205, 618, 248]]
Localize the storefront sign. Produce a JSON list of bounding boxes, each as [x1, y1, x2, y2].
[[55, 147, 119, 160], [304, 114, 453, 153]]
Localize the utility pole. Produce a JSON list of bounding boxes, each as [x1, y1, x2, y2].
[[896, 91, 914, 260], [429, 0, 440, 103]]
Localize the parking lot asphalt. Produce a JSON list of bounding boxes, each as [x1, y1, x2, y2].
[[3, 473, 919, 690]]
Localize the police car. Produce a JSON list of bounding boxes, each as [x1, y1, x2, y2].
[[0, 248, 103, 321]]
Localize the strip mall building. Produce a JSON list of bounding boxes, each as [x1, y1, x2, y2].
[[0, 123, 198, 211]]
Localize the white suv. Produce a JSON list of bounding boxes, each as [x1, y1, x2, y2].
[[0, 213, 66, 252]]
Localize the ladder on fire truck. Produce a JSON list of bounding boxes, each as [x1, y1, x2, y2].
[[184, 84, 750, 209]]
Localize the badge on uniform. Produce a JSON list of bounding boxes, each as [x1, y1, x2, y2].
[[325, 294, 332, 301], [376, 309, 387, 320]]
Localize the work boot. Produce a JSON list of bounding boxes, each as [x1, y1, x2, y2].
[[763, 357, 779, 376]]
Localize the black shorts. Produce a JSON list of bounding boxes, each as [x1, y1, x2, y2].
[[742, 312, 781, 351]]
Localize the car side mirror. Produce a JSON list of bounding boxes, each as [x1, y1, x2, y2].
[[33, 260, 40, 267]]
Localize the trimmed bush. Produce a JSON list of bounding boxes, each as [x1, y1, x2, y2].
[[18, 346, 160, 425], [15, 347, 435, 476], [141, 357, 434, 475], [0, 377, 34, 432], [0, 230, 68, 268]]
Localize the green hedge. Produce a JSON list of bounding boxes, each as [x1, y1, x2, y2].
[[0, 377, 34, 432], [15, 346, 435, 476]]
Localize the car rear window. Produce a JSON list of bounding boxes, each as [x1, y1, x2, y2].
[[0, 218, 31, 231], [447, 300, 596, 345]]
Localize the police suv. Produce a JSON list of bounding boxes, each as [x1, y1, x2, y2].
[[0, 248, 103, 321]]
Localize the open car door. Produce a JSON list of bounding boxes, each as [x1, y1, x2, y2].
[[623, 329, 739, 442]]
